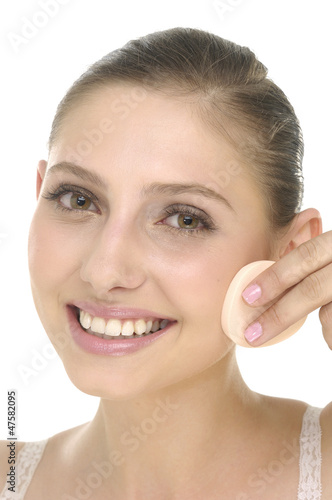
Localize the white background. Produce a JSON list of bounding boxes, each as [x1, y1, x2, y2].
[[0, 0, 331, 441]]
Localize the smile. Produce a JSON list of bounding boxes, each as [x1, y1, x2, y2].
[[67, 304, 177, 356], [78, 308, 170, 339]]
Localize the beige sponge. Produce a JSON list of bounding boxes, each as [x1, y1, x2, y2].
[[221, 260, 307, 347]]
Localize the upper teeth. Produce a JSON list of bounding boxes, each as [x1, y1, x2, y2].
[[79, 310, 169, 337]]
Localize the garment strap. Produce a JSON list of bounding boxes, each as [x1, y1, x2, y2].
[[0, 440, 48, 500], [297, 406, 322, 500]]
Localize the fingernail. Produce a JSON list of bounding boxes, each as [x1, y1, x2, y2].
[[242, 284, 262, 304], [244, 322, 263, 343]]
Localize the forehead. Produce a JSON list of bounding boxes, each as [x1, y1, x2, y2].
[[48, 85, 266, 218], [56, 87, 227, 153], [52, 86, 240, 174]]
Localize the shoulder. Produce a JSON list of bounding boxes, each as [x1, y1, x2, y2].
[[321, 400, 332, 424], [320, 401, 332, 446], [320, 402, 332, 443], [320, 402, 332, 495], [0, 425, 84, 498]]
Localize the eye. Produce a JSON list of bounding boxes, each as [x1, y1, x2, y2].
[[42, 184, 100, 214], [164, 213, 203, 230], [159, 204, 216, 234], [59, 192, 97, 212]]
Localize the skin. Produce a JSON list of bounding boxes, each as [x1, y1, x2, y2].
[[1, 86, 331, 499]]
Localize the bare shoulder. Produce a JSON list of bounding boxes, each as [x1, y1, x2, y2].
[[0, 423, 89, 499], [321, 400, 332, 424], [21, 423, 91, 500], [0, 440, 25, 491], [321, 401, 332, 445], [45, 420, 90, 456], [320, 402, 332, 497]]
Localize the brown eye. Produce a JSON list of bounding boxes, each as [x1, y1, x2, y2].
[[59, 192, 98, 212], [70, 194, 91, 210], [177, 214, 199, 229], [164, 212, 202, 230]]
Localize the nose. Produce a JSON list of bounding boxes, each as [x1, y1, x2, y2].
[[80, 218, 147, 296]]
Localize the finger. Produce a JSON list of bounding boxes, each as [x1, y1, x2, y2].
[[242, 230, 332, 307], [320, 302, 332, 350], [244, 262, 332, 345]]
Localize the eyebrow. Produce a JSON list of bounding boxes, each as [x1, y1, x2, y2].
[[141, 183, 234, 211], [46, 162, 108, 189], [46, 162, 234, 211]]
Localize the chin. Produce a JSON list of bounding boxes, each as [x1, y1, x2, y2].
[[60, 359, 167, 401]]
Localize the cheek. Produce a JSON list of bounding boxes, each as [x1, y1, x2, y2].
[[28, 213, 82, 289], [28, 213, 87, 355], [154, 240, 239, 326], [28, 213, 90, 349], [149, 242, 238, 375], [155, 231, 269, 333]]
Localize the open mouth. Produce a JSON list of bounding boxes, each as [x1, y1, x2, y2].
[[75, 307, 173, 340]]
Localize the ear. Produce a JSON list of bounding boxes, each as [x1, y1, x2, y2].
[[36, 160, 47, 200], [279, 208, 323, 258]]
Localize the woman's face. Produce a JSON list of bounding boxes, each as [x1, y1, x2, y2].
[[28, 86, 275, 399]]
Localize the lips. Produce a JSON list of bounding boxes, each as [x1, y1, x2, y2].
[[66, 304, 177, 356]]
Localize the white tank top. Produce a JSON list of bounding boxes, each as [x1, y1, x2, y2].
[[0, 406, 322, 499]]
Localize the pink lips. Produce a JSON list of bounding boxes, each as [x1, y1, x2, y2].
[[66, 305, 176, 356]]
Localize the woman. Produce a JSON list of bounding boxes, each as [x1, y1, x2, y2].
[[1, 27, 331, 499]]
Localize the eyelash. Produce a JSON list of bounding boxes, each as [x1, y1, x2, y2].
[[42, 184, 100, 214], [42, 184, 217, 235], [161, 204, 216, 235]]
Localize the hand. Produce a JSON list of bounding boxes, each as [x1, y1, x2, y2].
[[241, 230, 332, 348]]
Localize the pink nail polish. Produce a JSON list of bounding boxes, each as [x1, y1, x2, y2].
[[244, 322, 263, 343], [242, 284, 262, 304]]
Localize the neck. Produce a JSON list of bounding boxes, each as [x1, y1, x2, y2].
[[79, 350, 259, 497]]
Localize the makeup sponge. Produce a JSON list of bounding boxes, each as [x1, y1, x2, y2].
[[221, 260, 307, 347]]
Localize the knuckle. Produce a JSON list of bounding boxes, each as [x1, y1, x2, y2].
[[267, 267, 283, 295], [300, 273, 325, 304], [320, 230, 332, 257], [322, 325, 332, 351], [297, 239, 319, 270], [266, 303, 284, 329], [319, 303, 332, 328]]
